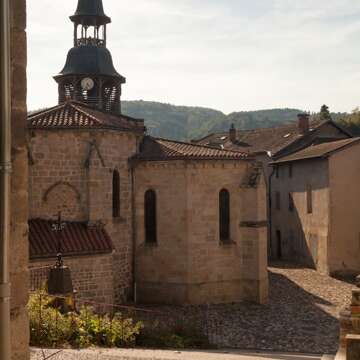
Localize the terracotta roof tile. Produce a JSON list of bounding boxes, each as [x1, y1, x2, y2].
[[28, 101, 145, 133], [273, 138, 360, 164], [29, 219, 114, 259], [134, 136, 249, 161], [194, 120, 348, 156]]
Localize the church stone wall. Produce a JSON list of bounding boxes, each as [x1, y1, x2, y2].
[[133, 161, 189, 304], [10, 0, 29, 359], [186, 161, 268, 304], [30, 253, 114, 304], [134, 160, 268, 305], [29, 129, 142, 303]]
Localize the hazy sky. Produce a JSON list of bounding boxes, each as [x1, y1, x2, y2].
[[28, 0, 360, 114]]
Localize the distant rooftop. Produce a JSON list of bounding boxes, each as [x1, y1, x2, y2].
[[134, 136, 250, 161], [272, 137, 360, 164], [193, 119, 351, 157]]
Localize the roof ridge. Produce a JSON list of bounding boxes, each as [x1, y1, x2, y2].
[[154, 136, 249, 155], [28, 102, 68, 119], [273, 137, 360, 164], [71, 102, 103, 125]]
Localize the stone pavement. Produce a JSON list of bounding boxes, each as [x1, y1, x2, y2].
[[148, 263, 355, 354], [30, 348, 323, 360]]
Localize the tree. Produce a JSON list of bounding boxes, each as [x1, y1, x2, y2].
[[320, 104, 332, 121]]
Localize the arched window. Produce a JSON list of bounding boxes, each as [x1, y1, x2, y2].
[[219, 189, 230, 242], [145, 190, 157, 244], [112, 170, 120, 218]]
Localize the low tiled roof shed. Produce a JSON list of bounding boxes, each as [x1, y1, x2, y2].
[[29, 219, 114, 260]]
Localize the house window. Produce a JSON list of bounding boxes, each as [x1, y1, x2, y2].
[[219, 189, 230, 242], [145, 190, 157, 243], [307, 184, 313, 214], [289, 164, 293, 178], [275, 191, 281, 210], [112, 170, 120, 218], [289, 192, 294, 212]]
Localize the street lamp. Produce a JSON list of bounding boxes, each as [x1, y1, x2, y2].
[[47, 212, 73, 297]]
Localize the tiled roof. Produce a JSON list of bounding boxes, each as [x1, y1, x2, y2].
[[273, 138, 360, 164], [134, 136, 249, 161], [193, 120, 349, 156], [29, 219, 113, 259], [28, 101, 145, 133]]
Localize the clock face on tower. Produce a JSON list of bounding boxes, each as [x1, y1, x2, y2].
[[81, 77, 94, 91]]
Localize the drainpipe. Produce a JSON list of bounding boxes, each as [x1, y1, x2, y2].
[[268, 165, 275, 260], [130, 163, 137, 303], [0, 0, 12, 359]]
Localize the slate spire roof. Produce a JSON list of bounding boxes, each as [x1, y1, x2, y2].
[[28, 101, 145, 133], [134, 136, 249, 161]]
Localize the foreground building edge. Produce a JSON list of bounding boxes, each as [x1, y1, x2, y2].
[[9, 0, 29, 359]]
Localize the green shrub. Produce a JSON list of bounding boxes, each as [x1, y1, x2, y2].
[[28, 290, 210, 350], [27, 291, 143, 348]]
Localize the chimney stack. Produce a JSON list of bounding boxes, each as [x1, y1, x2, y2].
[[229, 123, 236, 143], [297, 113, 310, 135]]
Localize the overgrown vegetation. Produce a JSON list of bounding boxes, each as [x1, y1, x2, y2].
[[28, 291, 210, 350], [28, 291, 143, 348]]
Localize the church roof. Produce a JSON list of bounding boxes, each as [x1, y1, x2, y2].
[[134, 136, 249, 161], [56, 45, 125, 81], [28, 101, 145, 133], [70, 0, 111, 25], [272, 137, 360, 164], [29, 219, 113, 259], [193, 120, 351, 157]]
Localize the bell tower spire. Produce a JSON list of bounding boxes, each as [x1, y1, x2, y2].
[[54, 0, 125, 114], [70, 0, 111, 47]]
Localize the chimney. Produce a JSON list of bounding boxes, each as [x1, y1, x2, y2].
[[297, 113, 310, 134], [229, 123, 236, 143]]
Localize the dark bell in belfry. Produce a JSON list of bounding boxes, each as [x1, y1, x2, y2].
[[47, 254, 73, 296]]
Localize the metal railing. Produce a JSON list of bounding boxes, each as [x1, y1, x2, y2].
[[30, 266, 51, 292]]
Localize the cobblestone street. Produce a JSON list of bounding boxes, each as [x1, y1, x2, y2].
[[200, 263, 355, 354]]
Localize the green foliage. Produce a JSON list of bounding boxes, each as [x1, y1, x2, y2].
[[337, 108, 360, 136], [122, 101, 304, 141], [28, 291, 210, 350], [28, 291, 143, 348], [136, 322, 211, 349], [320, 104, 332, 121]]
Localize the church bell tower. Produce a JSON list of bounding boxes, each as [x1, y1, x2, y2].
[[54, 0, 125, 113]]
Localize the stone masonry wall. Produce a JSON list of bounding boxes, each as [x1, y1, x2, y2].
[[10, 0, 29, 359], [186, 161, 268, 304], [133, 161, 189, 304], [30, 253, 114, 304], [29, 130, 141, 303], [134, 160, 268, 305]]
